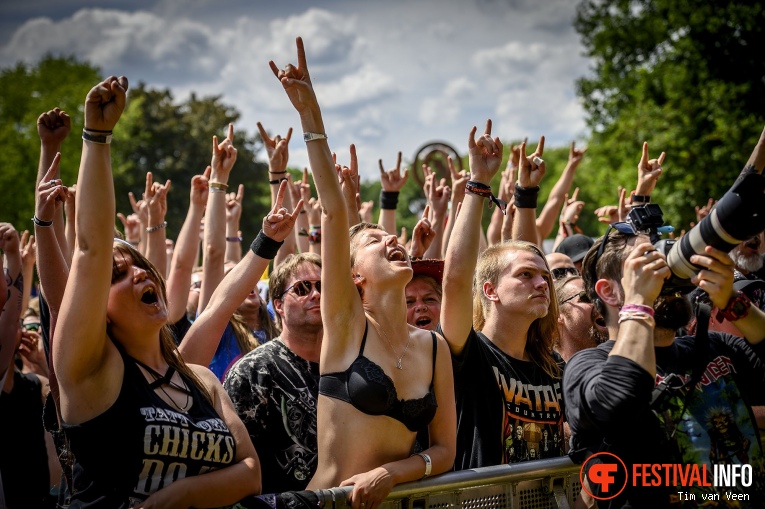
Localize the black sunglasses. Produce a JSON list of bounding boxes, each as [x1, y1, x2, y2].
[[561, 290, 590, 306], [281, 280, 321, 298], [551, 267, 580, 280]]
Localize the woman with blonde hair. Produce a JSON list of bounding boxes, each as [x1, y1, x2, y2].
[[271, 38, 456, 509]]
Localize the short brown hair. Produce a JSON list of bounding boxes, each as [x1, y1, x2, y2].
[[581, 230, 631, 318], [269, 253, 322, 328]]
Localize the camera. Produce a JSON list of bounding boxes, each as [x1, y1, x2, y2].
[[628, 172, 765, 295]]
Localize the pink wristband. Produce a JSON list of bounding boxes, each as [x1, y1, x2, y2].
[[621, 304, 654, 317]]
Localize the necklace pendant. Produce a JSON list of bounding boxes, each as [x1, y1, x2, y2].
[[396, 359, 403, 370]]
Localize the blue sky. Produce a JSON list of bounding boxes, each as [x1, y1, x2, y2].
[[1, 0, 591, 179]]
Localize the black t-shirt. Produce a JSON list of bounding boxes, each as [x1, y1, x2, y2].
[[0, 371, 52, 508], [223, 338, 320, 494], [564, 333, 765, 508], [439, 326, 565, 470]]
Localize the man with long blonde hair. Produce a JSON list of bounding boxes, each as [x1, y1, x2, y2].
[[440, 123, 565, 469]]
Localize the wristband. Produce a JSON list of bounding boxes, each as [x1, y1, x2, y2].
[[631, 194, 651, 204], [270, 178, 288, 185], [414, 453, 432, 479], [303, 132, 328, 142], [618, 311, 656, 326], [226, 236, 243, 242], [250, 230, 283, 259], [621, 304, 654, 317], [32, 216, 53, 227], [83, 127, 113, 134], [466, 180, 507, 214], [209, 181, 228, 191], [513, 183, 540, 209], [380, 191, 399, 210], [268, 170, 287, 174], [146, 221, 167, 233], [82, 130, 112, 144]]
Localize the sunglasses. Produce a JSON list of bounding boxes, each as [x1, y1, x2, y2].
[[551, 267, 580, 280], [23, 322, 41, 332], [560, 290, 590, 306], [281, 280, 321, 298]]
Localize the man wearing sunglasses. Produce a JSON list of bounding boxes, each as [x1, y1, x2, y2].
[[224, 253, 323, 494], [553, 275, 607, 362], [564, 223, 765, 507]]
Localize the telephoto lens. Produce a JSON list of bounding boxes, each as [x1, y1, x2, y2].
[[666, 172, 765, 283]]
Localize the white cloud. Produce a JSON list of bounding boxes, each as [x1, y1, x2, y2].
[[420, 77, 477, 126]]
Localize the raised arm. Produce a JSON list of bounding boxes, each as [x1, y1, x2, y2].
[[512, 136, 546, 247], [441, 156, 468, 258], [198, 124, 237, 315], [225, 184, 244, 264], [54, 76, 129, 391], [378, 152, 408, 234], [143, 172, 172, 279], [180, 181, 302, 366], [19, 230, 36, 316], [34, 154, 70, 315], [165, 167, 209, 324], [270, 37, 362, 337], [536, 141, 586, 240], [36, 108, 71, 258], [423, 166, 449, 259], [440, 121, 503, 355], [0, 224, 23, 381], [632, 142, 665, 205]]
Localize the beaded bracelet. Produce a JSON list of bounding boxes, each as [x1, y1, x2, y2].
[[146, 221, 167, 233]]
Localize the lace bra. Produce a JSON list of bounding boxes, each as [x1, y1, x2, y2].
[[318, 322, 438, 432]]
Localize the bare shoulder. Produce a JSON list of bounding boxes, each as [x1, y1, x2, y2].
[[187, 363, 220, 386]]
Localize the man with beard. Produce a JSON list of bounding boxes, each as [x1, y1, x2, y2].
[[728, 233, 765, 312], [553, 275, 608, 361], [563, 225, 765, 507], [224, 253, 323, 494]]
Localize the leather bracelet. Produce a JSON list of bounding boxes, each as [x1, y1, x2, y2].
[[270, 177, 288, 185], [631, 194, 651, 204], [250, 230, 283, 259], [380, 191, 399, 210], [513, 183, 540, 209]]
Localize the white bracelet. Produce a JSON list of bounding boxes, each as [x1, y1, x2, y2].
[[303, 132, 327, 142], [146, 221, 167, 233], [417, 453, 432, 479]]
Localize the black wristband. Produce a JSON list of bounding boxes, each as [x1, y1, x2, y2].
[[514, 183, 540, 209], [269, 177, 288, 185], [32, 215, 53, 227], [380, 191, 399, 210], [631, 194, 651, 204], [250, 230, 284, 259]]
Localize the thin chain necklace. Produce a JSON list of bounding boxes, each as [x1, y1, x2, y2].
[[367, 313, 411, 370], [134, 359, 192, 413]]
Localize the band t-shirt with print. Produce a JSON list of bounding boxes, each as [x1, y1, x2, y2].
[[224, 338, 319, 494], [440, 327, 565, 470]]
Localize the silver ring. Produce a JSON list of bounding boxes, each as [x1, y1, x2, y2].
[[532, 156, 544, 166]]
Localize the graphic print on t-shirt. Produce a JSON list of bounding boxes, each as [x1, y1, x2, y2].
[[130, 407, 235, 500], [493, 365, 564, 463], [654, 355, 765, 504]]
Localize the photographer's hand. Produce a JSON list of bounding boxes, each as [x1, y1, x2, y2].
[[692, 245, 765, 344]]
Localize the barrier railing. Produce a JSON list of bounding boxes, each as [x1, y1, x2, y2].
[[313, 457, 582, 509]]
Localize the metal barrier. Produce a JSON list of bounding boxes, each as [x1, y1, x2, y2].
[[314, 457, 582, 509]]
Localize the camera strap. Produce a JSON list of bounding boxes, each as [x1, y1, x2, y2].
[[650, 302, 710, 413]]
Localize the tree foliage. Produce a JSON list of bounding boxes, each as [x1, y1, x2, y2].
[[0, 56, 271, 245], [575, 0, 765, 230]]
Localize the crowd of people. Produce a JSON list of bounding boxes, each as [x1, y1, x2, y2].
[[1, 37, 764, 509]]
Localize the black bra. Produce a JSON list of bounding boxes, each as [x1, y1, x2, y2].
[[318, 322, 438, 432]]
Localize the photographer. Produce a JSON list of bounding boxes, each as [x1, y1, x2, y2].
[[563, 135, 765, 507]]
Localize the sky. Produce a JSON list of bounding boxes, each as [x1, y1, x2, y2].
[[0, 0, 592, 180]]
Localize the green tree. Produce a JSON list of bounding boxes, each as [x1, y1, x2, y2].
[[575, 0, 765, 230], [0, 56, 272, 246], [112, 83, 270, 244], [0, 55, 101, 229]]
